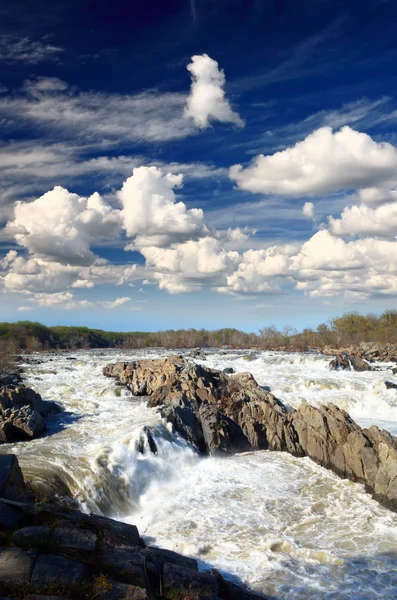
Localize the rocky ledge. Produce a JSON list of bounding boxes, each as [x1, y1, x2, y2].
[[104, 356, 397, 512], [0, 384, 61, 444], [0, 454, 262, 600]]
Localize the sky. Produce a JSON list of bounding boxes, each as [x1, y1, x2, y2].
[[1, 0, 397, 332]]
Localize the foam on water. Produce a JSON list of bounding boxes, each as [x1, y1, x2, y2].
[[3, 348, 397, 599]]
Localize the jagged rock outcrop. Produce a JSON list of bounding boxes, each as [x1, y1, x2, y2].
[[104, 356, 397, 512], [329, 353, 374, 372], [0, 455, 264, 600], [0, 385, 61, 444]]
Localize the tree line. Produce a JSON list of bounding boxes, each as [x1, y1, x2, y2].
[[0, 311, 397, 356]]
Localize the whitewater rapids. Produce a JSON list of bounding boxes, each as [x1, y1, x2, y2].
[[3, 348, 397, 599]]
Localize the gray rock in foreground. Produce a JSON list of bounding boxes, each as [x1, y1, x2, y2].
[[104, 356, 397, 512]]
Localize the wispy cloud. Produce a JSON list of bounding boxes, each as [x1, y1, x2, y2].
[[0, 35, 63, 64]]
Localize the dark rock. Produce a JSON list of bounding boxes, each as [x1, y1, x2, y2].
[[144, 547, 198, 571], [0, 454, 28, 501], [162, 562, 219, 598], [0, 547, 34, 585], [31, 554, 89, 587], [91, 515, 140, 547], [11, 406, 46, 439], [0, 500, 24, 530], [99, 547, 145, 587], [136, 426, 157, 455], [385, 381, 397, 390], [222, 367, 235, 374], [53, 526, 97, 554], [13, 526, 52, 548], [102, 580, 147, 600], [329, 353, 373, 372]]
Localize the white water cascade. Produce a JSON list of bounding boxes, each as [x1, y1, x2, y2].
[[3, 348, 397, 599]]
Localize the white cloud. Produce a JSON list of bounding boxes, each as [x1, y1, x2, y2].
[[329, 202, 397, 239], [230, 126, 397, 196], [142, 237, 239, 293], [120, 166, 208, 248], [102, 296, 132, 309], [358, 187, 396, 205], [184, 54, 244, 128], [71, 279, 95, 289], [0, 35, 63, 64], [7, 186, 121, 266], [302, 201, 315, 220], [0, 85, 194, 144]]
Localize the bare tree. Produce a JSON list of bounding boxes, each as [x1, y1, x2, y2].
[[0, 339, 18, 378]]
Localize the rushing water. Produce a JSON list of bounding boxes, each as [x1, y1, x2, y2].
[[2, 348, 397, 599]]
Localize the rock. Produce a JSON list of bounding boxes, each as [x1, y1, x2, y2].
[[162, 562, 219, 598], [136, 426, 157, 455], [53, 526, 97, 554], [0, 547, 34, 585], [31, 554, 89, 588], [0, 386, 61, 444], [90, 514, 140, 547], [0, 454, 28, 501], [329, 353, 373, 372], [0, 500, 24, 530], [102, 580, 147, 600], [385, 381, 397, 390], [13, 526, 52, 548], [144, 547, 198, 571], [99, 547, 145, 587], [222, 367, 235, 374]]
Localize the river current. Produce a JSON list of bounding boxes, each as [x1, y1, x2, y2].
[[3, 348, 397, 599]]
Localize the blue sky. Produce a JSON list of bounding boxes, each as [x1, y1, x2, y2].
[[1, 0, 397, 332]]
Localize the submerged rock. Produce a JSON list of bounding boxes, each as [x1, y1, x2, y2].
[[104, 356, 397, 512]]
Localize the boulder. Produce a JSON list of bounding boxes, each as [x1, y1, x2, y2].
[[0, 500, 24, 531], [0, 547, 34, 585], [222, 367, 235, 374], [98, 547, 145, 587], [385, 381, 397, 390], [0, 386, 61, 444], [0, 454, 28, 501], [329, 353, 373, 372], [31, 554, 89, 587], [102, 580, 147, 600], [162, 562, 219, 598]]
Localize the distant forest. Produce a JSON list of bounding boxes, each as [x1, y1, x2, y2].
[[1, 310, 397, 353]]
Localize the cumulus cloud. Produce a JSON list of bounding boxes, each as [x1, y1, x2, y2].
[[302, 201, 315, 220], [329, 202, 397, 239], [358, 187, 396, 205], [184, 54, 244, 128], [120, 166, 208, 248], [7, 187, 121, 266], [142, 237, 239, 293], [230, 126, 397, 196]]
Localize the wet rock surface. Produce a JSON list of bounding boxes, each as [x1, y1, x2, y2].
[[0, 385, 62, 444], [0, 456, 263, 600], [104, 356, 397, 512]]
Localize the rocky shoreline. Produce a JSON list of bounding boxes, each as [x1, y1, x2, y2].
[[104, 355, 397, 512], [0, 454, 263, 600]]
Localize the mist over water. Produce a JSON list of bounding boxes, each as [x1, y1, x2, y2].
[[4, 348, 397, 598]]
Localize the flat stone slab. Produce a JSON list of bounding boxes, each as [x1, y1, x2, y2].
[[0, 547, 34, 584], [53, 526, 97, 553], [99, 547, 145, 587], [91, 515, 140, 547], [31, 554, 89, 588], [163, 562, 219, 598]]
